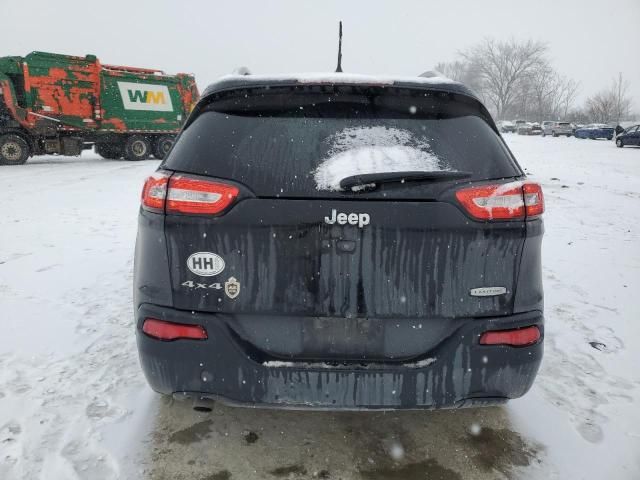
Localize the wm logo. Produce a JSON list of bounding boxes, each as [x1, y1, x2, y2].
[[118, 81, 173, 112], [127, 90, 166, 105]]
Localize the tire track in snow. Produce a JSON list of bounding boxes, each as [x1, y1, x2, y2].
[[0, 264, 145, 480]]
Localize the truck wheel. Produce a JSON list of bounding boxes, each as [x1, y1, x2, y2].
[[152, 135, 175, 160], [0, 134, 30, 165], [124, 135, 151, 161], [95, 143, 124, 159]]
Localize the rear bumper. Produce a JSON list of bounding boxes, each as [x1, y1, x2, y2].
[[135, 304, 544, 410]]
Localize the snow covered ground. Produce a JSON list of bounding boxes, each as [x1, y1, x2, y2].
[[0, 137, 639, 479]]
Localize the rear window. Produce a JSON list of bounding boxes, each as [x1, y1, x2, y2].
[[164, 88, 521, 198], [558, 122, 571, 126]]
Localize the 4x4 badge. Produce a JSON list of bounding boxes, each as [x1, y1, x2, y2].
[[225, 277, 240, 299]]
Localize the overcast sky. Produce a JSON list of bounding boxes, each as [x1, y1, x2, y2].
[[2, 0, 639, 111]]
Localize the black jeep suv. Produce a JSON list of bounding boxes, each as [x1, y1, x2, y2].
[[134, 73, 544, 410]]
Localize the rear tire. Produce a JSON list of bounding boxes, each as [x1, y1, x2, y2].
[[0, 134, 30, 165], [616, 138, 624, 148], [152, 135, 175, 160], [124, 135, 151, 161], [552, 131, 557, 137], [95, 143, 124, 159]]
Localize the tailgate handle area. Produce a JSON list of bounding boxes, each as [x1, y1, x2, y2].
[[336, 240, 356, 253]]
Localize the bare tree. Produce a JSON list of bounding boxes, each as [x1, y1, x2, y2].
[[612, 73, 632, 123], [556, 78, 580, 119], [460, 38, 548, 119], [434, 38, 582, 121], [565, 107, 590, 124], [433, 60, 486, 103], [586, 91, 616, 123], [528, 63, 558, 121], [433, 61, 468, 82], [586, 74, 633, 124]]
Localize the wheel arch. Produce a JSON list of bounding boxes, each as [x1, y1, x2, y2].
[[0, 128, 35, 152]]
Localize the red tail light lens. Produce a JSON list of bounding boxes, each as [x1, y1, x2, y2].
[[455, 182, 544, 220], [479, 325, 541, 347], [522, 183, 544, 217], [141, 171, 169, 212], [142, 318, 208, 341], [166, 175, 239, 215], [140, 172, 239, 215]]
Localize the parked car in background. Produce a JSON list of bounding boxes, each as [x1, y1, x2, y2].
[[541, 121, 554, 132], [498, 120, 516, 133], [574, 124, 615, 140], [529, 123, 543, 135], [517, 122, 542, 135], [542, 121, 573, 137], [615, 125, 640, 147], [517, 121, 532, 135]]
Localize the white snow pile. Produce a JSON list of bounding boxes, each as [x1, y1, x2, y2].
[[312, 126, 447, 191]]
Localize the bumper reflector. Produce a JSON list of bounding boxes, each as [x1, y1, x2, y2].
[[479, 325, 541, 347], [142, 318, 208, 341]]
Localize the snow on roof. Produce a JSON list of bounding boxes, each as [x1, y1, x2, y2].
[[214, 72, 460, 87]]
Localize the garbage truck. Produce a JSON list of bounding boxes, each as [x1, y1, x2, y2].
[[0, 51, 198, 165]]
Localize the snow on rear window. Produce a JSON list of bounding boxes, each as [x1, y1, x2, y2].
[[312, 126, 448, 191]]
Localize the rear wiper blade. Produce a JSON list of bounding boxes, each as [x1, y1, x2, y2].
[[339, 170, 472, 191]]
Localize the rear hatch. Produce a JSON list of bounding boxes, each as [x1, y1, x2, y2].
[[160, 84, 526, 362]]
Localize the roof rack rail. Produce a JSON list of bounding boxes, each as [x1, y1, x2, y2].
[[232, 66, 251, 76], [419, 70, 442, 78]]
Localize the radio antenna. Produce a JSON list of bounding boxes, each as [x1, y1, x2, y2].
[[335, 21, 343, 73]]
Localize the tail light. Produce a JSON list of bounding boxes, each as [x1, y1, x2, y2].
[[141, 171, 169, 213], [479, 325, 541, 347], [141, 172, 239, 215], [455, 182, 544, 220], [522, 183, 544, 217], [167, 175, 239, 214], [142, 318, 207, 341]]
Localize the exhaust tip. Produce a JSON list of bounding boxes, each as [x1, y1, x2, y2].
[[193, 405, 212, 413], [193, 396, 214, 412]]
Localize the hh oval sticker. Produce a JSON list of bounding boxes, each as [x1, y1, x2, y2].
[[187, 252, 225, 277]]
